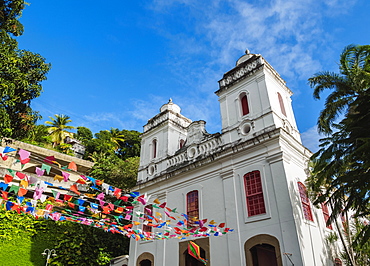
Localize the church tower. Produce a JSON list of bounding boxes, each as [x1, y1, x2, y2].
[[129, 51, 342, 266], [216, 50, 300, 144], [137, 99, 191, 183]]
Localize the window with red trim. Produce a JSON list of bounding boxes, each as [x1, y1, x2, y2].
[[321, 202, 332, 229], [143, 205, 153, 233], [244, 171, 266, 217], [277, 92, 286, 116], [240, 94, 250, 116], [152, 139, 157, 159], [298, 182, 313, 221], [187, 191, 199, 227], [179, 139, 185, 149]]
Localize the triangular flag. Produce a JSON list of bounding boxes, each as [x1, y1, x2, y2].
[[54, 175, 63, 182], [16, 172, 26, 179], [4, 174, 14, 183], [8, 184, 19, 194], [44, 155, 56, 164], [70, 184, 80, 195], [18, 149, 30, 161], [7, 169, 16, 177], [68, 161, 77, 171], [62, 171, 70, 182], [3, 146, 16, 153], [41, 164, 52, 175], [35, 167, 45, 177], [20, 179, 28, 188], [20, 158, 30, 165], [18, 188, 28, 197]]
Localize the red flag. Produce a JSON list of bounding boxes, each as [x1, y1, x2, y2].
[[70, 184, 81, 195], [4, 174, 13, 183]]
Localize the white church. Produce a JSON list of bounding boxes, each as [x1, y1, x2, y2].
[[128, 51, 342, 266]]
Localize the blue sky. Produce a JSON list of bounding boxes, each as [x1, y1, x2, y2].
[[17, 0, 369, 152]]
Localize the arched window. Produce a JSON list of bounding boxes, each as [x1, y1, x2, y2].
[[139, 259, 152, 266], [244, 234, 283, 266], [179, 139, 185, 149], [152, 139, 157, 159], [277, 92, 286, 116], [136, 252, 154, 266], [298, 182, 313, 221], [240, 93, 250, 116], [187, 191, 199, 227], [321, 202, 332, 229], [244, 171, 266, 217], [143, 205, 153, 233]]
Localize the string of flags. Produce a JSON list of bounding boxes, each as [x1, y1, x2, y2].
[[0, 145, 234, 241]]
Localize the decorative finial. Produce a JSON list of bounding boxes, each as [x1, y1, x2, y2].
[[245, 49, 250, 54], [168, 98, 173, 103]]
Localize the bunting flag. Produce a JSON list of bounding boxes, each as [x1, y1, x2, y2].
[[188, 241, 207, 264], [0, 146, 234, 242]]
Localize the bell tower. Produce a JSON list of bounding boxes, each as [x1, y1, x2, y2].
[[137, 99, 192, 183], [215, 50, 301, 144]]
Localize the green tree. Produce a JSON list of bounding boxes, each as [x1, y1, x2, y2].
[[117, 129, 141, 159], [0, 0, 51, 139], [22, 124, 51, 144], [75, 126, 93, 145], [89, 155, 139, 189], [307, 45, 370, 250], [45, 114, 75, 147], [108, 128, 125, 151]]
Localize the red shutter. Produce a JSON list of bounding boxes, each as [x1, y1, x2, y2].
[[241, 94, 250, 116], [298, 182, 313, 221], [321, 202, 332, 229], [244, 171, 266, 216]]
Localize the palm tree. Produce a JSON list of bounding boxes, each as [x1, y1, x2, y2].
[[307, 45, 370, 262], [309, 44, 370, 134], [107, 128, 125, 151], [45, 114, 75, 147]]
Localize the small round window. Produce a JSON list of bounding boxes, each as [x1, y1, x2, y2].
[[240, 123, 251, 135]]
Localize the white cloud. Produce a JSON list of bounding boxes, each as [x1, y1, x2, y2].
[[301, 125, 322, 153]]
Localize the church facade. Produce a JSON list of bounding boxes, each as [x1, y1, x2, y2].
[[128, 51, 341, 266]]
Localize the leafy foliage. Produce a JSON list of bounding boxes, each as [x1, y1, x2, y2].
[[45, 114, 75, 147], [307, 44, 370, 250], [89, 155, 139, 189], [0, 0, 51, 139], [75, 126, 93, 145], [0, 206, 130, 266]]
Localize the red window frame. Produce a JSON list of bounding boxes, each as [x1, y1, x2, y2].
[[277, 92, 287, 116], [179, 139, 185, 149], [143, 204, 153, 233], [240, 94, 250, 116], [321, 202, 332, 229], [244, 171, 266, 217], [186, 190, 199, 227], [298, 182, 313, 221]]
